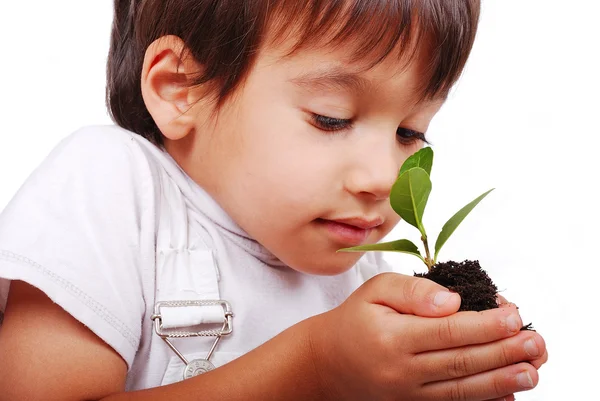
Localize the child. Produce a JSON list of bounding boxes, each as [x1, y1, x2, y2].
[[0, 0, 547, 400]]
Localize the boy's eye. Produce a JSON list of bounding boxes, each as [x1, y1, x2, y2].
[[311, 114, 429, 146], [311, 114, 352, 131], [397, 127, 429, 146]]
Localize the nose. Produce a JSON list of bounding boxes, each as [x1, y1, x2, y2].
[[344, 144, 399, 201]]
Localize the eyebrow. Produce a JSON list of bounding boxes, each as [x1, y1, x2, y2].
[[289, 68, 371, 94], [289, 67, 449, 105]]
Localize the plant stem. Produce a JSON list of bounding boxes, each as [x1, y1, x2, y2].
[[421, 236, 433, 271]]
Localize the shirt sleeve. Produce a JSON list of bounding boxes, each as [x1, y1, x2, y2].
[[0, 126, 156, 369]]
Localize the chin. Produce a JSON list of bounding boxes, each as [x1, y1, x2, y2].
[[286, 252, 362, 276]]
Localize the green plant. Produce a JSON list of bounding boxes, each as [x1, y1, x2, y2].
[[341, 147, 493, 271]]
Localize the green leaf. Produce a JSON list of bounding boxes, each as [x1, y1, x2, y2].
[[399, 147, 434, 177], [390, 167, 432, 237], [339, 239, 425, 262], [434, 188, 495, 262]]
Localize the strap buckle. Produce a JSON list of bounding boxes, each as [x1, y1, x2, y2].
[[151, 300, 233, 338]]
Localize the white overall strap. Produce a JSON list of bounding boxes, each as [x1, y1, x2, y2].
[[153, 168, 228, 331]]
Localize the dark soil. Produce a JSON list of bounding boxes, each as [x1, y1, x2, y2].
[[415, 260, 498, 312], [415, 259, 534, 330]]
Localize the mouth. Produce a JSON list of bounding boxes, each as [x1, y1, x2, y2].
[[317, 217, 383, 246]]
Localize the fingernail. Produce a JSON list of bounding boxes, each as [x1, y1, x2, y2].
[[524, 338, 539, 357], [516, 371, 534, 389], [506, 313, 521, 333], [434, 291, 454, 307]]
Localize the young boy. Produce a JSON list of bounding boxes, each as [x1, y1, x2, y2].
[[0, 1, 547, 400]]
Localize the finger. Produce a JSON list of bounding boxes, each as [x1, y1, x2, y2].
[[414, 331, 546, 382], [487, 395, 515, 401], [496, 294, 519, 311], [405, 305, 523, 352], [530, 349, 549, 370], [526, 333, 547, 369], [421, 362, 538, 401], [496, 293, 509, 305], [362, 272, 461, 317]]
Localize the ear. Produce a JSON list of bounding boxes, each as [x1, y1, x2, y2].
[[141, 35, 205, 141]]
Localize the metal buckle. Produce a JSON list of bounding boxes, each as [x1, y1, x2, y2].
[[151, 300, 233, 338]]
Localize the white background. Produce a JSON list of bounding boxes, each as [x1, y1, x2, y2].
[[0, 1, 598, 399]]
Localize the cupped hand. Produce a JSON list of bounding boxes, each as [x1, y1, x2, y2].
[[309, 273, 547, 401]]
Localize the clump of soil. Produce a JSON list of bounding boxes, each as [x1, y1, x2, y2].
[[415, 259, 534, 331], [416, 260, 498, 312]]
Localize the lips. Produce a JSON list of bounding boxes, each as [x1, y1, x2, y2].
[[318, 217, 383, 246], [329, 217, 384, 230]]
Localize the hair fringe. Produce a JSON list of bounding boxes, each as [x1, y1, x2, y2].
[[106, 0, 480, 145]]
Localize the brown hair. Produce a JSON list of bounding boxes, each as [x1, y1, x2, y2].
[[106, 0, 480, 146]]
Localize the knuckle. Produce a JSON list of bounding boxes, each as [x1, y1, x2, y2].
[[374, 330, 390, 348], [437, 317, 461, 344], [491, 373, 506, 398], [448, 351, 472, 378], [375, 271, 395, 284], [447, 382, 468, 401], [401, 276, 420, 300], [490, 311, 508, 336], [361, 272, 380, 292], [373, 329, 398, 354], [368, 272, 396, 294], [498, 342, 513, 366], [375, 365, 399, 389]]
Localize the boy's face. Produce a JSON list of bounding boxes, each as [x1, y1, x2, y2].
[[168, 40, 444, 275]]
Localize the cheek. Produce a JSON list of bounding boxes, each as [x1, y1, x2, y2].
[[378, 206, 401, 238], [237, 111, 337, 203], [225, 142, 320, 231], [236, 74, 345, 195]]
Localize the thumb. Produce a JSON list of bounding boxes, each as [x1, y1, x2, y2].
[[361, 272, 461, 317]]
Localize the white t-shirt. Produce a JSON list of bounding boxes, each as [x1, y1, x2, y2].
[[0, 125, 390, 390]]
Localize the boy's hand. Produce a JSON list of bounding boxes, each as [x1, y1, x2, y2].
[[496, 294, 548, 370], [309, 273, 547, 401]]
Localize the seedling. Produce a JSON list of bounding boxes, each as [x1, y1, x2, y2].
[[340, 147, 533, 323], [341, 147, 493, 271]]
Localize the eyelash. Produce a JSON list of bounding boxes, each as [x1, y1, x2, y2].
[[311, 114, 429, 145], [312, 115, 352, 131]]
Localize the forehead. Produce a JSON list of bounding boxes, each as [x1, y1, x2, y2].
[[257, 0, 478, 102], [257, 26, 447, 106], [257, 39, 447, 108]]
